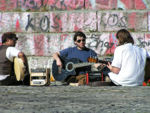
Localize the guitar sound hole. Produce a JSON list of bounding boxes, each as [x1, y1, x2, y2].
[[68, 64, 73, 70], [66, 62, 74, 72]]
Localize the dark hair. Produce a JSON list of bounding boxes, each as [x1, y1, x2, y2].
[[73, 31, 86, 41], [2, 32, 18, 43], [116, 29, 134, 46]]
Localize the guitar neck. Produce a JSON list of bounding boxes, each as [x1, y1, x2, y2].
[[73, 62, 94, 68], [98, 60, 111, 64], [73, 60, 111, 69]]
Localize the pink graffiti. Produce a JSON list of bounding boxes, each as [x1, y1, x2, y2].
[[48, 0, 84, 10], [0, 0, 17, 11], [120, 0, 134, 9], [34, 34, 44, 56], [105, 34, 117, 55], [0, 0, 7, 11], [135, 0, 146, 9], [145, 34, 150, 39], [121, 0, 146, 9], [22, 0, 47, 9], [85, 0, 117, 9], [51, 14, 62, 32], [60, 34, 68, 41], [128, 12, 136, 29], [96, 0, 109, 5], [74, 25, 81, 31]]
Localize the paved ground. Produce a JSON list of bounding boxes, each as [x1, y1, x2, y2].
[[0, 84, 150, 113]]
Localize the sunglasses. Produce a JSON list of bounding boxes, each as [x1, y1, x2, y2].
[[76, 39, 85, 43]]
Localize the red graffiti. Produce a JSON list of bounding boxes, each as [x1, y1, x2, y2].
[[16, 19, 21, 32]]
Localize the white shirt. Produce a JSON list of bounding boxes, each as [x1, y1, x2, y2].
[[0, 47, 20, 80], [108, 43, 149, 86]]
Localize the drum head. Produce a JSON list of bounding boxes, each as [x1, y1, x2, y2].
[[14, 58, 25, 81]]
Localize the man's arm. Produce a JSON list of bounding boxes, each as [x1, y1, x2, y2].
[[18, 52, 29, 68], [53, 52, 62, 67], [107, 62, 120, 74]]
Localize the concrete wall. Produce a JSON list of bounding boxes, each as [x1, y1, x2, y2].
[[0, 0, 150, 69]]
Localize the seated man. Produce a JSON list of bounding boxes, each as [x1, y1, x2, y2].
[[53, 31, 98, 85], [0, 32, 29, 85], [106, 29, 150, 86]]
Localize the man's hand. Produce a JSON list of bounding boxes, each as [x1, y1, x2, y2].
[[93, 63, 106, 70], [93, 63, 101, 68], [107, 62, 112, 70], [56, 59, 62, 74], [56, 59, 62, 67], [107, 62, 120, 74]]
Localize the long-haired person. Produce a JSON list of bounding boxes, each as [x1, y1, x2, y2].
[[107, 29, 150, 86]]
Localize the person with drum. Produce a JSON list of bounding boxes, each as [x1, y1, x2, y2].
[[0, 32, 29, 85]]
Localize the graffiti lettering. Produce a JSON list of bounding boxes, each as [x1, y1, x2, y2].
[[51, 15, 62, 32], [25, 14, 50, 32], [50, 0, 66, 10], [137, 38, 150, 47], [60, 0, 67, 10], [40, 16, 49, 32], [50, 0, 83, 10], [98, 41, 114, 49], [0, 0, 83, 11], [107, 14, 118, 26], [107, 14, 127, 28], [119, 16, 127, 27], [87, 34, 115, 49], [25, 14, 35, 31], [22, 0, 46, 10]]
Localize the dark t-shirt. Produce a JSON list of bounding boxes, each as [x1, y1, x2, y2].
[[60, 47, 97, 62], [59, 46, 97, 74]]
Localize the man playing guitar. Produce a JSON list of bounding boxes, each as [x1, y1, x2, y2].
[[53, 31, 100, 85]]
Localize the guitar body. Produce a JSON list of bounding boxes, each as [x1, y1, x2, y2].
[[52, 56, 113, 81], [52, 57, 81, 81]]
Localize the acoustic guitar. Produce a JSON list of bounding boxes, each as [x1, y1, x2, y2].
[[52, 57, 111, 81], [14, 57, 25, 81]]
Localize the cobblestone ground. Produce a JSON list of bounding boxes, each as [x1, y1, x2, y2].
[[0, 84, 150, 113]]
